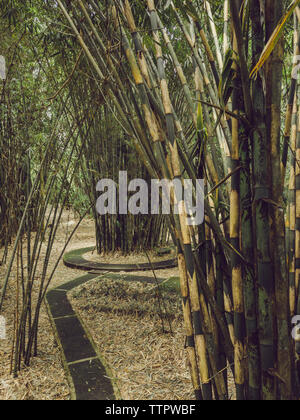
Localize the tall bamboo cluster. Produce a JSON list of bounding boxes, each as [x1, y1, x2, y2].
[[67, 72, 169, 254], [0, 44, 38, 260], [0, 16, 104, 372], [48, 0, 300, 399]]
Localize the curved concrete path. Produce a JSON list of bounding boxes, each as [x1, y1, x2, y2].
[[46, 249, 172, 400], [63, 246, 177, 272], [46, 273, 116, 400]]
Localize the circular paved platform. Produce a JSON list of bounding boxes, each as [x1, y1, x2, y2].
[[63, 246, 177, 272]]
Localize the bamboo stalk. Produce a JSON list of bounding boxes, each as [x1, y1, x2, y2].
[[230, 27, 245, 400]]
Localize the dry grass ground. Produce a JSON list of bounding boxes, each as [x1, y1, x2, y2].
[[69, 275, 195, 400], [0, 211, 96, 400], [0, 211, 189, 400], [0, 211, 234, 400]]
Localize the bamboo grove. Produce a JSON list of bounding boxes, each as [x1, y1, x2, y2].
[[0, 3, 106, 375], [69, 77, 170, 254], [49, 0, 300, 400], [0, 0, 172, 378], [1, 0, 300, 401]]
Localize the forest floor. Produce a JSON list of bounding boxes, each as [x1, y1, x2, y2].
[[69, 275, 194, 400], [0, 210, 94, 400], [0, 210, 202, 400]]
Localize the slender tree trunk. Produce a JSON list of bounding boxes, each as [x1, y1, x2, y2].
[[266, 0, 294, 399], [251, 0, 276, 400]]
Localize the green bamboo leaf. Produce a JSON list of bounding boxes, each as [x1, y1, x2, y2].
[[172, 0, 190, 21], [250, 0, 300, 78], [218, 49, 234, 107], [183, 0, 199, 21], [164, 0, 172, 10]]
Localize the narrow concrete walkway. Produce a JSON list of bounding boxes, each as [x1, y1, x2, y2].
[[46, 273, 116, 401], [46, 248, 172, 400]]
